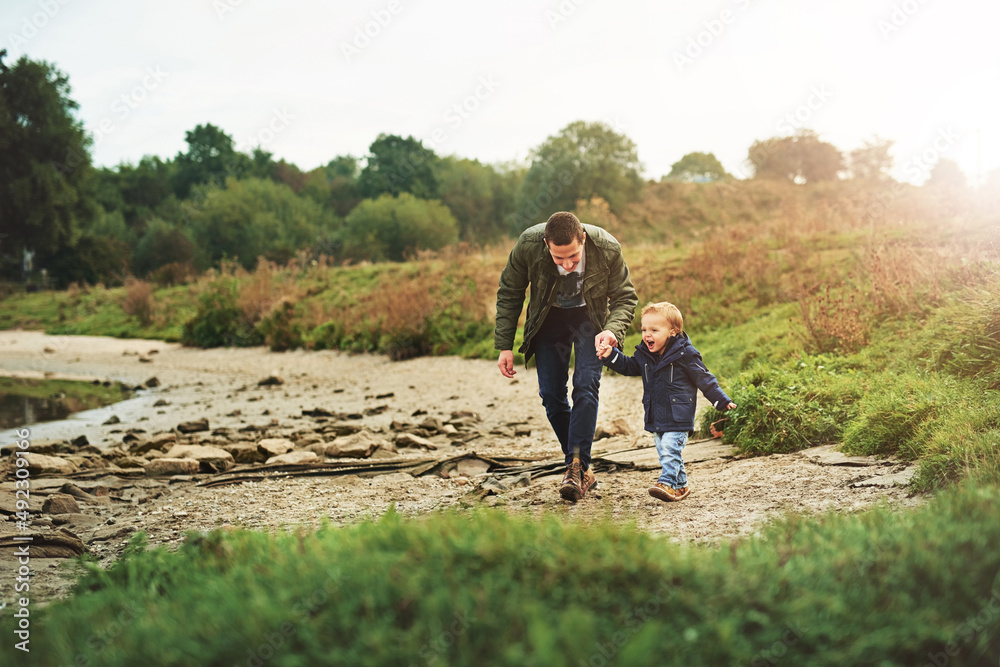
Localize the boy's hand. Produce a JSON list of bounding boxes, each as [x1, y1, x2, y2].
[[596, 343, 613, 359], [594, 330, 618, 351], [726, 402, 737, 410]]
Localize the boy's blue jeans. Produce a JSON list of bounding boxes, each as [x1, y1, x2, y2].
[[654, 431, 689, 488], [533, 306, 602, 471]]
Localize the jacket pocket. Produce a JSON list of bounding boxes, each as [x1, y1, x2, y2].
[[669, 395, 695, 424], [642, 394, 652, 425]]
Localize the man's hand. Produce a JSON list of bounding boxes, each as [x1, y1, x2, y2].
[[498, 350, 516, 378], [596, 343, 614, 359], [594, 330, 618, 352]]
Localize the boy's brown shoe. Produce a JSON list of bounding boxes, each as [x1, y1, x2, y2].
[[559, 457, 583, 502], [648, 483, 691, 502], [580, 468, 597, 499]]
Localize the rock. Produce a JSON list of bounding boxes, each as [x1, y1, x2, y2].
[[594, 418, 631, 440], [164, 445, 234, 473], [144, 458, 200, 476], [363, 405, 389, 416], [153, 399, 170, 407], [394, 433, 438, 451], [265, 451, 320, 466], [90, 525, 137, 543], [331, 430, 388, 458], [323, 422, 363, 437], [138, 355, 152, 363], [23, 453, 78, 476], [222, 443, 267, 464], [302, 408, 337, 418], [43, 493, 81, 515], [71, 435, 90, 448], [0, 531, 86, 558], [176, 418, 210, 434], [295, 433, 325, 448], [257, 438, 295, 458], [145, 376, 160, 388], [453, 458, 493, 478], [369, 447, 399, 460], [258, 375, 284, 386], [419, 417, 446, 433], [115, 456, 149, 468], [103, 414, 122, 426], [50, 513, 105, 531], [1, 439, 60, 457]]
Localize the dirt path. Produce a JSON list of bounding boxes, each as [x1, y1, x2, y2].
[[0, 332, 924, 605]]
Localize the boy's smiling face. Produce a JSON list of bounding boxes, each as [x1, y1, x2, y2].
[[641, 312, 677, 354]]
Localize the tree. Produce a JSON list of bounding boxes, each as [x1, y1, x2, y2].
[[926, 158, 966, 189], [435, 156, 511, 241], [185, 178, 330, 269], [514, 121, 643, 229], [665, 152, 729, 182], [358, 134, 440, 200], [340, 193, 458, 262], [848, 137, 894, 183], [172, 123, 249, 199], [747, 130, 843, 183], [0, 50, 97, 272]]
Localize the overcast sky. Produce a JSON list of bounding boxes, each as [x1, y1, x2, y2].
[[2, 0, 998, 185]]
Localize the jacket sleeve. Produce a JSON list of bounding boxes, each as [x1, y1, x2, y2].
[[494, 239, 530, 351], [602, 347, 643, 377], [681, 351, 731, 409], [603, 245, 638, 344]]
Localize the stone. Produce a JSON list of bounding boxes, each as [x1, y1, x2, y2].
[[0, 531, 85, 558], [257, 438, 295, 458], [50, 513, 105, 531], [222, 443, 267, 464], [514, 426, 532, 437], [176, 418, 210, 434], [265, 451, 320, 466], [23, 453, 78, 476], [453, 458, 492, 478], [419, 417, 445, 433], [323, 422, 363, 437], [295, 433, 325, 448], [258, 375, 284, 386], [164, 445, 234, 473], [115, 456, 149, 469], [144, 458, 200, 476], [145, 376, 160, 388], [130, 433, 176, 455], [103, 415, 121, 425], [43, 493, 81, 515], [594, 418, 631, 440], [70, 435, 90, 448], [153, 399, 170, 407], [394, 433, 438, 451]]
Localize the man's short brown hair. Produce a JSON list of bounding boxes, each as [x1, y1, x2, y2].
[[544, 212, 585, 246]]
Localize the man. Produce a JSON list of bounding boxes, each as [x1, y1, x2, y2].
[[495, 211, 638, 502]]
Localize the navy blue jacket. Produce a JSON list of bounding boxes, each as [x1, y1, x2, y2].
[[602, 332, 731, 434]]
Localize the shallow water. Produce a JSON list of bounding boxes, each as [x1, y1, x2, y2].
[[0, 378, 131, 430]]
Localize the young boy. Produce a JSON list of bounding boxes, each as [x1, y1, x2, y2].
[[597, 302, 736, 502]]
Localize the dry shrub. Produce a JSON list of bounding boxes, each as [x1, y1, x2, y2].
[[151, 262, 197, 287], [864, 240, 945, 317], [122, 277, 155, 326], [799, 282, 869, 354], [237, 258, 300, 324]]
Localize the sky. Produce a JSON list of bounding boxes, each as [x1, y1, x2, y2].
[[2, 0, 999, 185]]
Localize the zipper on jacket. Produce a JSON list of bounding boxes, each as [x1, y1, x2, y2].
[[670, 364, 674, 383]]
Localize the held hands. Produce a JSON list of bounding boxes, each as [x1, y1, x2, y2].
[[594, 330, 618, 359]]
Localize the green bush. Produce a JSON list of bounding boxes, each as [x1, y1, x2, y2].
[[711, 356, 863, 454], [7, 483, 1000, 666], [340, 193, 459, 262], [257, 299, 304, 352], [181, 279, 263, 348]]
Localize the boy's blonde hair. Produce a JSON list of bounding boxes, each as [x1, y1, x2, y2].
[[641, 301, 683, 333]]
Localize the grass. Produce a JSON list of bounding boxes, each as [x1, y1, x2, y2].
[[3, 482, 1000, 665]]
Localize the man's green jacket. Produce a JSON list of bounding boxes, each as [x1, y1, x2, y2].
[[494, 223, 638, 361]]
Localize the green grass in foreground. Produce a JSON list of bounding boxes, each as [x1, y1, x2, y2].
[[3, 482, 999, 666]]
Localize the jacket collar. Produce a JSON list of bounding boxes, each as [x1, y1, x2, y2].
[[633, 332, 691, 368]]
